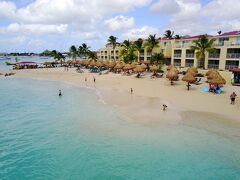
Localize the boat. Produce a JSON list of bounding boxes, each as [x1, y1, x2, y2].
[[5, 62, 16, 66]]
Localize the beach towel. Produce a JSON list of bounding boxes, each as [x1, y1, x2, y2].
[[202, 87, 209, 93]]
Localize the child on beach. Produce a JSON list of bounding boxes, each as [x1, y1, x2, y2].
[[230, 92, 237, 104]]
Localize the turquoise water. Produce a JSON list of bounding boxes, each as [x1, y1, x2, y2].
[[0, 78, 240, 179]]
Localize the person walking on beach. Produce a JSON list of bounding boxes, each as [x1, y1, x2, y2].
[[230, 92, 237, 104], [163, 104, 168, 111], [130, 88, 133, 95], [59, 89, 62, 96], [93, 76, 96, 83], [85, 77, 87, 82]]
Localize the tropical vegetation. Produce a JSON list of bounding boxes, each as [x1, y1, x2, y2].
[[190, 35, 216, 68], [107, 36, 119, 61], [119, 40, 137, 63], [134, 38, 143, 62], [144, 34, 159, 61], [164, 30, 174, 39]]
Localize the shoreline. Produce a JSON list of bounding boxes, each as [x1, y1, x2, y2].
[[3, 67, 240, 124]]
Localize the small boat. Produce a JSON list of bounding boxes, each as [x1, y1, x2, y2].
[[5, 62, 16, 66]]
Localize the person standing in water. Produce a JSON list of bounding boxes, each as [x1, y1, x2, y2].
[[230, 92, 237, 104], [59, 90, 62, 96], [130, 88, 133, 95]]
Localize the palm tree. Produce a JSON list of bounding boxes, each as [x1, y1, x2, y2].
[[107, 35, 119, 61], [88, 51, 97, 61], [164, 30, 174, 39], [69, 45, 78, 61], [51, 50, 65, 66], [174, 35, 181, 39], [144, 34, 159, 61], [134, 38, 143, 62], [190, 35, 216, 69], [151, 52, 165, 65], [120, 40, 137, 63], [78, 43, 90, 59]]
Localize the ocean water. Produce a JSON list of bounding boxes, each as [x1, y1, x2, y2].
[[0, 78, 240, 179]]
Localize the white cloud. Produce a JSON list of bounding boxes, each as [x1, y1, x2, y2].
[[0, 23, 68, 35], [0, 1, 16, 19], [104, 16, 135, 31], [150, 0, 180, 15], [122, 26, 159, 40]]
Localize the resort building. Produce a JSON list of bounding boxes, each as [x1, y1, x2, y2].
[[97, 31, 240, 70]]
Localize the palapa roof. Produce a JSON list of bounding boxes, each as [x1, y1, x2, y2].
[[123, 64, 132, 70], [166, 70, 178, 79], [134, 65, 145, 73], [209, 75, 226, 85], [182, 73, 197, 83], [150, 65, 159, 72]]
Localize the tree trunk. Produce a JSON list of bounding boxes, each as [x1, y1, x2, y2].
[[113, 47, 115, 61], [138, 51, 140, 62]]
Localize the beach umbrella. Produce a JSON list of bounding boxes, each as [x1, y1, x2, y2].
[[131, 62, 138, 69], [186, 69, 197, 77], [206, 70, 219, 77], [166, 70, 179, 85], [123, 64, 132, 70], [167, 65, 175, 71], [108, 61, 116, 68], [209, 75, 226, 85], [207, 71, 219, 80], [96, 61, 103, 67], [150, 65, 159, 72], [102, 61, 109, 67], [84, 60, 90, 65], [141, 63, 147, 70], [114, 63, 123, 69], [90, 61, 96, 67], [134, 65, 144, 73], [182, 73, 197, 90], [187, 67, 198, 73]]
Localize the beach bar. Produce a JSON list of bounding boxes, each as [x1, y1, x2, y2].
[[230, 68, 240, 85]]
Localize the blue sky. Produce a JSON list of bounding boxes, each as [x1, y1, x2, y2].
[[0, 0, 239, 53]]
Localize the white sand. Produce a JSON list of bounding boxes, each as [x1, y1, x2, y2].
[[6, 67, 240, 123]]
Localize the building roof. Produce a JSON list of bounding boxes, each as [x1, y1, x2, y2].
[[215, 31, 240, 38]]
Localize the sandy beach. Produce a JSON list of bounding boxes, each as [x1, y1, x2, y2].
[[4, 67, 240, 124]]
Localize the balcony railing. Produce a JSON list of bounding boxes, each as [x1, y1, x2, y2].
[[186, 54, 194, 58], [174, 62, 181, 66], [209, 53, 220, 58], [208, 64, 219, 69], [214, 42, 224, 46], [225, 65, 239, 70], [140, 53, 144, 57], [185, 63, 194, 67], [226, 53, 240, 59], [174, 54, 181, 58], [147, 53, 151, 57]]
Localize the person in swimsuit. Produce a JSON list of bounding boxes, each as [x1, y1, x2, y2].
[[131, 88, 133, 95], [163, 104, 168, 111], [59, 90, 62, 96], [230, 92, 237, 104]]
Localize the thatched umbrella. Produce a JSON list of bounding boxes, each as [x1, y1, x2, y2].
[[114, 63, 123, 69], [134, 65, 144, 78], [209, 76, 226, 85], [84, 60, 90, 66], [207, 71, 220, 80], [167, 65, 175, 71], [206, 70, 219, 77], [182, 73, 197, 90], [123, 64, 132, 71], [187, 67, 198, 73], [96, 61, 103, 67], [141, 63, 147, 70], [186, 69, 197, 77], [150, 65, 159, 72], [108, 61, 116, 69], [166, 70, 179, 85], [131, 62, 138, 69], [90, 61, 96, 67]]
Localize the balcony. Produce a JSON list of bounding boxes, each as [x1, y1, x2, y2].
[[174, 62, 181, 66], [209, 53, 220, 58], [186, 54, 194, 58], [214, 42, 224, 46], [185, 63, 194, 67], [225, 65, 239, 70], [140, 53, 144, 57], [226, 53, 240, 59], [147, 53, 151, 57], [208, 64, 219, 69], [174, 54, 181, 58]]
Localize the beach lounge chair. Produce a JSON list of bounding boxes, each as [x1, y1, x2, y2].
[[194, 78, 202, 85]]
